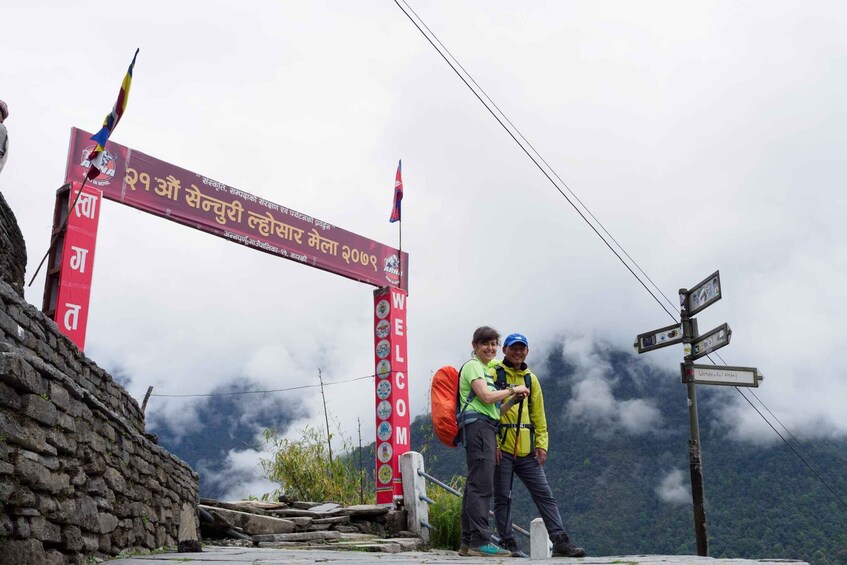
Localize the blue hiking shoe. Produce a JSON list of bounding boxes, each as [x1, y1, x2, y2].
[[468, 543, 512, 557]]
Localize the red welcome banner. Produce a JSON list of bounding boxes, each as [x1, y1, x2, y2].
[[64, 128, 409, 290], [54, 185, 102, 350], [373, 287, 410, 505]]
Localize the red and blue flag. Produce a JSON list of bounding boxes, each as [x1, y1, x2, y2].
[[389, 160, 403, 223]]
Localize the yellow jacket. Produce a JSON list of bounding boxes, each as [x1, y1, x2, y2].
[[493, 360, 548, 457]]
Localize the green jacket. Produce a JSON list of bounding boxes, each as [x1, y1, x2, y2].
[[493, 359, 548, 457]]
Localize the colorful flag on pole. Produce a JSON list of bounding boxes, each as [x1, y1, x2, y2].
[[87, 48, 140, 180], [389, 160, 403, 223]]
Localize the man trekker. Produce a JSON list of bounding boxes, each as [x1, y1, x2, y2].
[[493, 332, 585, 558], [0, 100, 9, 176]]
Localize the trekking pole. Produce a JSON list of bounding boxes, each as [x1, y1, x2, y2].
[[504, 396, 525, 539]]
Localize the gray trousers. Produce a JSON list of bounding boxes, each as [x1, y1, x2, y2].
[[460, 418, 498, 547], [493, 452, 566, 542]]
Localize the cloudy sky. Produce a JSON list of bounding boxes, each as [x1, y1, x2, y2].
[[4, 1, 846, 497]]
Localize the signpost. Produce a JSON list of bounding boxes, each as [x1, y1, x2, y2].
[[634, 269, 762, 557]]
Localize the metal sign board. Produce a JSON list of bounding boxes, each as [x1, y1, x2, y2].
[[634, 323, 684, 354], [686, 271, 721, 316], [681, 363, 761, 387], [64, 128, 409, 290], [689, 323, 732, 361]]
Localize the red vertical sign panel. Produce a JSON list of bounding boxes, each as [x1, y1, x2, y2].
[[373, 286, 410, 505], [54, 184, 102, 350]]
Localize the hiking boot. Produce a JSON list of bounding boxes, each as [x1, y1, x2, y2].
[[552, 534, 586, 558], [500, 538, 527, 558], [458, 544, 469, 556], [468, 543, 512, 557]]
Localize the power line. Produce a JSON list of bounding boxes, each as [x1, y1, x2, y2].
[[392, 0, 678, 323], [397, 0, 681, 319], [394, 0, 846, 512], [150, 374, 374, 398], [712, 353, 847, 508], [733, 387, 847, 509]]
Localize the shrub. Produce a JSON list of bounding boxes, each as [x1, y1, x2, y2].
[[427, 475, 464, 550], [259, 424, 374, 505]]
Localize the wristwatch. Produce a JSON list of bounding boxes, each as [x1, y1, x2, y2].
[[507, 384, 515, 394]]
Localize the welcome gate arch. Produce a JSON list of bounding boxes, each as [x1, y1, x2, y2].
[[42, 127, 410, 505]]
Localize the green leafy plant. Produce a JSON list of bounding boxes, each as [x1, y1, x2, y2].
[[426, 475, 464, 550], [259, 424, 374, 505]]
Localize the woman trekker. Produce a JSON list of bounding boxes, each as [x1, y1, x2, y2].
[[458, 326, 529, 557]]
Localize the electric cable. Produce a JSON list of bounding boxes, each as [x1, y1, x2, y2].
[[150, 374, 374, 398], [394, 0, 846, 512], [733, 387, 847, 509], [392, 0, 678, 322], [398, 0, 681, 318]]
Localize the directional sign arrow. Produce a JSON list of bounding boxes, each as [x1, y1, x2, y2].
[[688, 323, 731, 361], [634, 323, 684, 354], [681, 363, 762, 387]]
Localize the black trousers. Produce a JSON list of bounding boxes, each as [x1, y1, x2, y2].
[[494, 452, 566, 542], [460, 418, 498, 547]]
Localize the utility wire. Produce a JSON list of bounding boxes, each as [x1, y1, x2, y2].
[[733, 387, 847, 508], [398, 0, 681, 319], [713, 352, 846, 505], [150, 374, 374, 398], [392, 0, 678, 322], [394, 0, 845, 511]]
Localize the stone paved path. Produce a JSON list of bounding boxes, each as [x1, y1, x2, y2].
[[105, 546, 809, 564]]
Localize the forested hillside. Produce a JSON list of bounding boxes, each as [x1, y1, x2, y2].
[[152, 339, 847, 564], [410, 342, 847, 565]]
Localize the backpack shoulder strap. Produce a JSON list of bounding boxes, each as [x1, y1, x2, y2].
[[495, 365, 508, 390], [456, 361, 476, 415]]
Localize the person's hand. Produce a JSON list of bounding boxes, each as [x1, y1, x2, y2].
[[495, 447, 502, 465], [535, 448, 547, 465], [512, 384, 529, 398]]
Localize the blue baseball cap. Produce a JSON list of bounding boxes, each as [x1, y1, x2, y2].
[[503, 333, 529, 347]]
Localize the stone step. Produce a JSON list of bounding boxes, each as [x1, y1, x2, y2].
[[253, 530, 342, 543], [199, 505, 296, 535]]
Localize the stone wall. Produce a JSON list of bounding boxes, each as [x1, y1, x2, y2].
[[0, 193, 199, 564], [0, 191, 26, 298]]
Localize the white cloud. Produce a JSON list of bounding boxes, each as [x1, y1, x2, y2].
[[202, 446, 278, 502], [560, 334, 663, 436], [3, 0, 847, 490], [656, 468, 690, 506]]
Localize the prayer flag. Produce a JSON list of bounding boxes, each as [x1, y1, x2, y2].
[[389, 160, 403, 223], [87, 48, 139, 180]]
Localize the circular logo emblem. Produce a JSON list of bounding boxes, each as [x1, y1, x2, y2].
[[377, 463, 393, 485], [376, 360, 391, 379], [82, 146, 118, 187], [383, 255, 401, 286], [375, 319, 391, 339], [377, 421, 392, 441], [375, 339, 390, 359], [377, 379, 392, 400], [375, 299, 390, 319], [377, 442, 393, 463], [376, 400, 392, 420]]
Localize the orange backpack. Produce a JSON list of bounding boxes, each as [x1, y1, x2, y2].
[[430, 364, 475, 447]]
